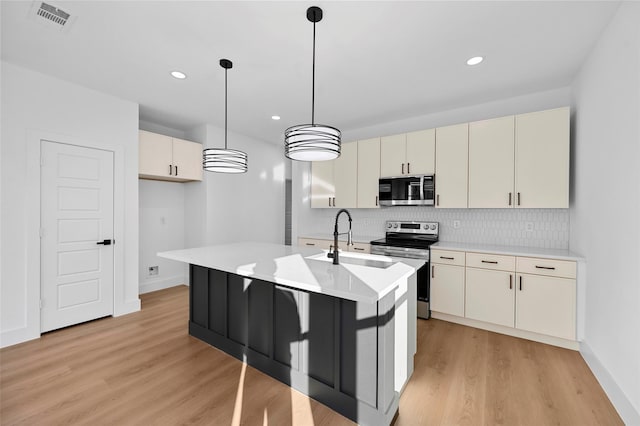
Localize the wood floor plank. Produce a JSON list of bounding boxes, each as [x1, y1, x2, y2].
[[1, 285, 623, 425]]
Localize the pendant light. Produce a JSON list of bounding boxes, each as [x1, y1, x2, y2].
[[203, 59, 248, 173], [284, 6, 341, 162]]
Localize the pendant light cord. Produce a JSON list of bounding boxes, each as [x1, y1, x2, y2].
[[311, 16, 316, 126], [224, 67, 228, 149]]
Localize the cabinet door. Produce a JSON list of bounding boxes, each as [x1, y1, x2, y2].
[[515, 107, 569, 208], [465, 268, 515, 327], [435, 123, 468, 208], [357, 138, 380, 208], [333, 141, 358, 208], [172, 137, 203, 181], [310, 161, 335, 208], [139, 130, 172, 178], [515, 274, 576, 340], [406, 129, 435, 175], [380, 134, 406, 177], [430, 264, 465, 317], [468, 116, 515, 208]]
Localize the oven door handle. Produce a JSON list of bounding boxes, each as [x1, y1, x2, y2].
[[373, 246, 430, 260]]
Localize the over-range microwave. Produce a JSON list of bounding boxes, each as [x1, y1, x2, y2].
[[378, 175, 435, 206]]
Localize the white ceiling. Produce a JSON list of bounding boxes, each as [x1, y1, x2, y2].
[[1, 1, 620, 145]]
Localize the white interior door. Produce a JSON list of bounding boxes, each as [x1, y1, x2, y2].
[[41, 141, 114, 332]]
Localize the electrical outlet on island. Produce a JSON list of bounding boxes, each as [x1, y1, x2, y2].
[[149, 266, 159, 276]]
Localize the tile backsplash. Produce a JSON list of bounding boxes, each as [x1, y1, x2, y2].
[[298, 207, 569, 249]]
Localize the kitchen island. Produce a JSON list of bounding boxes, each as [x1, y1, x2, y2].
[[158, 242, 423, 426]]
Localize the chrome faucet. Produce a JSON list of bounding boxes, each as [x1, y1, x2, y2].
[[327, 209, 354, 265]]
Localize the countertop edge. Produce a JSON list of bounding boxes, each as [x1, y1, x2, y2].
[[431, 242, 584, 261]]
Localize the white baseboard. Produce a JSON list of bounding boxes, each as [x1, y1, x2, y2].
[[0, 326, 39, 349], [139, 276, 186, 295], [580, 341, 640, 425]]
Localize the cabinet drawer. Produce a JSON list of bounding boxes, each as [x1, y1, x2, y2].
[[466, 252, 515, 272], [431, 249, 465, 266], [349, 242, 371, 254], [516, 257, 576, 279], [298, 238, 330, 250]]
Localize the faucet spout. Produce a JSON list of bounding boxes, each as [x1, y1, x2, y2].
[[328, 209, 354, 265]]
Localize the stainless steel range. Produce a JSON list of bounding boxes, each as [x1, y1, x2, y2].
[[370, 221, 439, 319]]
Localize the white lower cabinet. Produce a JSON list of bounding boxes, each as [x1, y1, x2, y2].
[[430, 249, 466, 318], [430, 247, 578, 347], [431, 264, 465, 317], [515, 273, 576, 340], [465, 268, 515, 328]]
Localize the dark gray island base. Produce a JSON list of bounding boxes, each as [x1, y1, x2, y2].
[[189, 264, 399, 426]]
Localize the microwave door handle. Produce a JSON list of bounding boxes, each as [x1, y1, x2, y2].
[[420, 176, 425, 201]]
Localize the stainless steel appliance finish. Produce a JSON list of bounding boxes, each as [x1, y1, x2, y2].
[[370, 221, 439, 319], [378, 175, 435, 206]]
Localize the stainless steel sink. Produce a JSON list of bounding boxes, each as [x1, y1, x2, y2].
[[305, 251, 394, 269]]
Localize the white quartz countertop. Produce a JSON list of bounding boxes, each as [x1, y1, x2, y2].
[[431, 241, 584, 261], [158, 242, 424, 303], [300, 233, 383, 243]]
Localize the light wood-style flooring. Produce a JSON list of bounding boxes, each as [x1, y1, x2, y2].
[[1, 286, 622, 425]]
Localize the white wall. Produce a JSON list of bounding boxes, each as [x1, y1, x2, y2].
[[293, 87, 573, 248], [570, 2, 640, 424], [0, 61, 141, 347], [185, 124, 286, 248]]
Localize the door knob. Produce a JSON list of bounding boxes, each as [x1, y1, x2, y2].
[[96, 239, 113, 245]]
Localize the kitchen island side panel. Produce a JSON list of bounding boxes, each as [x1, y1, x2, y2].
[[188, 264, 400, 426]]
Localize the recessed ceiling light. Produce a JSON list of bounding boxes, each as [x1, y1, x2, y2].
[[271, 115, 281, 120], [466, 56, 484, 66], [170, 71, 187, 79]]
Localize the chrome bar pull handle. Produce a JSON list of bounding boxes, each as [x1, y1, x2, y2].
[[407, 162, 411, 174], [175, 165, 178, 176], [509, 192, 512, 206], [431, 265, 435, 278], [401, 163, 405, 174], [509, 274, 513, 289], [482, 260, 498, 264], [169, 165, 173, 175], [375, 195, 378, 206], [517, 192, 521, 206], [535, 265, 556, 270]]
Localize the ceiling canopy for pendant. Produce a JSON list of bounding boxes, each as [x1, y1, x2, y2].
[[203, 59, 248, 173], [284, 6, 341, 162]]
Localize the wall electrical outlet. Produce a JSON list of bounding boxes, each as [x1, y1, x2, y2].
[[453, 220, 461, 229], [525, 222, 534, 232], [148, 266, 159, 276]]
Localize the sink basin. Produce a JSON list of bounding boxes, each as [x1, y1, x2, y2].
[[305, 251, 394, 269]]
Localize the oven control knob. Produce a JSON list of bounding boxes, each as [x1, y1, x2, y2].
[[423, 224, 429, 229], [430, 224, 436, 230], [387, 223, 393, 229], [393, 223, 398, 229]]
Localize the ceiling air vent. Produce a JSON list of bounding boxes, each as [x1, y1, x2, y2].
[[36, 2, 70, 26], [28, 1, 76, 32]]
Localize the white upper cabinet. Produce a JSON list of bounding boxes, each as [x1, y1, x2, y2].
[[380, 130, 435, 177], [333, 142, 358, 208], [468, 116, 515, 208], [380, 134, 407, 177], [139, 130, 203, 182], [435, 123, 468, 208], [310, 160, 336, 208], [406, 129, 435, 175], [172, 137, 203, 181], [515, 107, 570, 208], [310, 141, 357, 208], [357, 138, 381, 208]]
